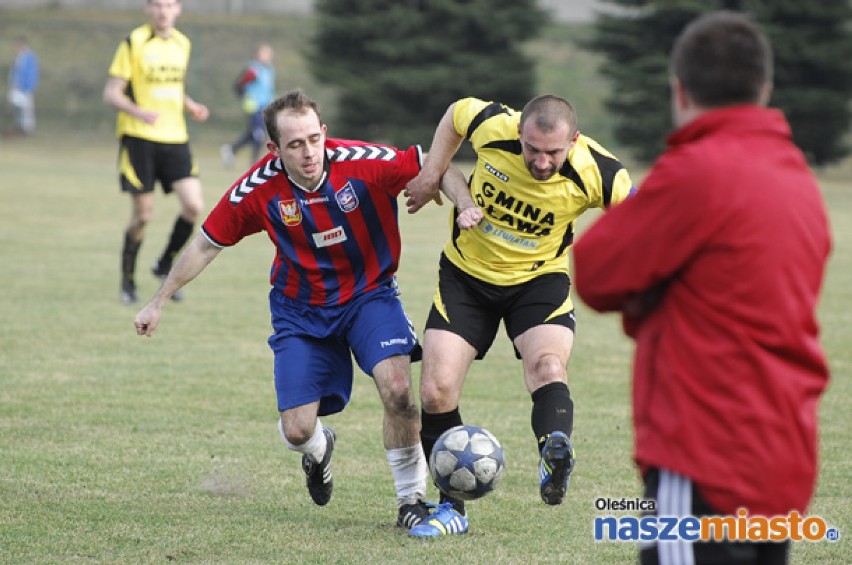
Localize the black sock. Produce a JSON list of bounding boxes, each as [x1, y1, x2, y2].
[[531, 381, 574, 453], [420, 407, 463, 462], [420, 408, 465, 514], [158, 216, 194, 271], [122, 230, 141, 284]]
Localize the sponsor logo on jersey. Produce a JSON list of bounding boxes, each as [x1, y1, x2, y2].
[[485, 162, 509, 182], [474, 181, 556, 236], [300, 195, 330, 206], [479, 220, 538, 249], [279, 199, 302, 226], [335, 182, 359, 213], [312, 226, 348, 248]]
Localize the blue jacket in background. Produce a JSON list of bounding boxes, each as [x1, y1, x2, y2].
[[11, 48, 39, 93]]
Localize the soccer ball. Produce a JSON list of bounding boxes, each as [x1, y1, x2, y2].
[[429, 424, 505, 500]]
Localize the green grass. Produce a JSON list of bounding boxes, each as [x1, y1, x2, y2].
[[1, 133, 850, 564], [1, 6, 850, 564]]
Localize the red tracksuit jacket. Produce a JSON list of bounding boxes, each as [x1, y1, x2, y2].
[[573, 105, 831, 516]]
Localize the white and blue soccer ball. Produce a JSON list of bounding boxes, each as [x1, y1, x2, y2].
[[429, 424, 505, 500]]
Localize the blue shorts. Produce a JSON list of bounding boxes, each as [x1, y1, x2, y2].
[[268, 281, 419, 416]]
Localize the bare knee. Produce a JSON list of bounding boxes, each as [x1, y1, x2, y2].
[[382, 374, 417, 419], [181, 199, 204, 222], [283, 427, 312, 446], [528, 353, 566, 389], [419, 372, 462, 413], [174, 179, 204, 222], [279, 416, 315, 446], [127, 214, 150, 238], [128, 198, 153, 235], [375, 365, 417, 419]]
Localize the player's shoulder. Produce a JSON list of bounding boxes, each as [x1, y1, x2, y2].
[[453, 99, 519, 156], [569, 135, 625, 174], [325, 137, 404, 163], [127, 24, 155, 44], [575, 134, 620, 160], [455, 97, 518, 141], [169, 27, 191, 49], [226, 155, 286, 206], [562, 134, 633, 203], [455, 97, 516, 118]]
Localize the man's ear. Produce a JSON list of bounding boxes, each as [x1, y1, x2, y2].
[[672, 77, 689, 112], [758, 82, 773, 106], [267, 141, 279, 155]]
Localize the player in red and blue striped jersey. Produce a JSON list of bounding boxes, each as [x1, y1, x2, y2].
[[205, 136, 415, 306], [133, 89, 434, 529]]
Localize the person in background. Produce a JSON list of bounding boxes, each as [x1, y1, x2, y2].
[[403, 94, 634, 537], [220, 43, 276, 168], [103, 0, 209, 305], [5, 35, 39, 138], [134, 89, 438, 531], [573, 11, 831, 565]]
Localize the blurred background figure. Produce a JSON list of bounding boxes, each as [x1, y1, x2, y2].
[[5, 35, 39, 138], [103, 0, 209, 305], [220, 43, 276, 167]]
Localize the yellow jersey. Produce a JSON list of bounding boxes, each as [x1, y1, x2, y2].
[[445, 97, 634, 286], [108, 24, 191, 143]]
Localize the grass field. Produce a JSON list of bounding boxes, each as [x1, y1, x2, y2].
[[1, 128, 850, 564]]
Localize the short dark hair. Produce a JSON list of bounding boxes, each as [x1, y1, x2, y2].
[[262, 89, 323, 147], [519, 94, 578, 136], [671, 11, 772, 107]]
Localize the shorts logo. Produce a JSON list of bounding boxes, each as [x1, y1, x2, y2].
[[279, 199, 302, 226], [335, 182, 359, 213], [312, 226, 348, 248]]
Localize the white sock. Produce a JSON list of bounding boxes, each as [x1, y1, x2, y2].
[[278, 418, 327, 463], [386, 444, 428, 507]]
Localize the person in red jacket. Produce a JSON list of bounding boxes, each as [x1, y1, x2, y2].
[[573, 11, 831, 565]]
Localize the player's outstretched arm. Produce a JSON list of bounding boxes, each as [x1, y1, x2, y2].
[[441, 166, 483, 230], [405, 103, 464, 214], [133, 233, 221, 337]]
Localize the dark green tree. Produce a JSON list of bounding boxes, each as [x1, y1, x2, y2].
[[311, 0, 544, 148], [752, 1, 852, 165], [591, 0, 852, 165]]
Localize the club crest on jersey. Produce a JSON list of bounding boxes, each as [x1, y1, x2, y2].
[[335, 182, 359, 213], [279, 199, 302, 226]]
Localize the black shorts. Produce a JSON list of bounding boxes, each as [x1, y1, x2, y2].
[[425, 254, 575, 359], [641, 468, 790, 565], [118, 135, 197, 194]]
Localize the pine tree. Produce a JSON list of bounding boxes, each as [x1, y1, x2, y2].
[[591, 0, 852, 165], [311, 0, 544, 148], [752, 0, 852, 165], [591, 1, 707, 162]]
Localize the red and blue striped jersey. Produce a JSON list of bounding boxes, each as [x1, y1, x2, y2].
[[202, 138, 422, 306]]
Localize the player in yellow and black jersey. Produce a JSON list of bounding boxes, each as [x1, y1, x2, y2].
[[404, 96, 634, 538], [103, 0, 209, 305]]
